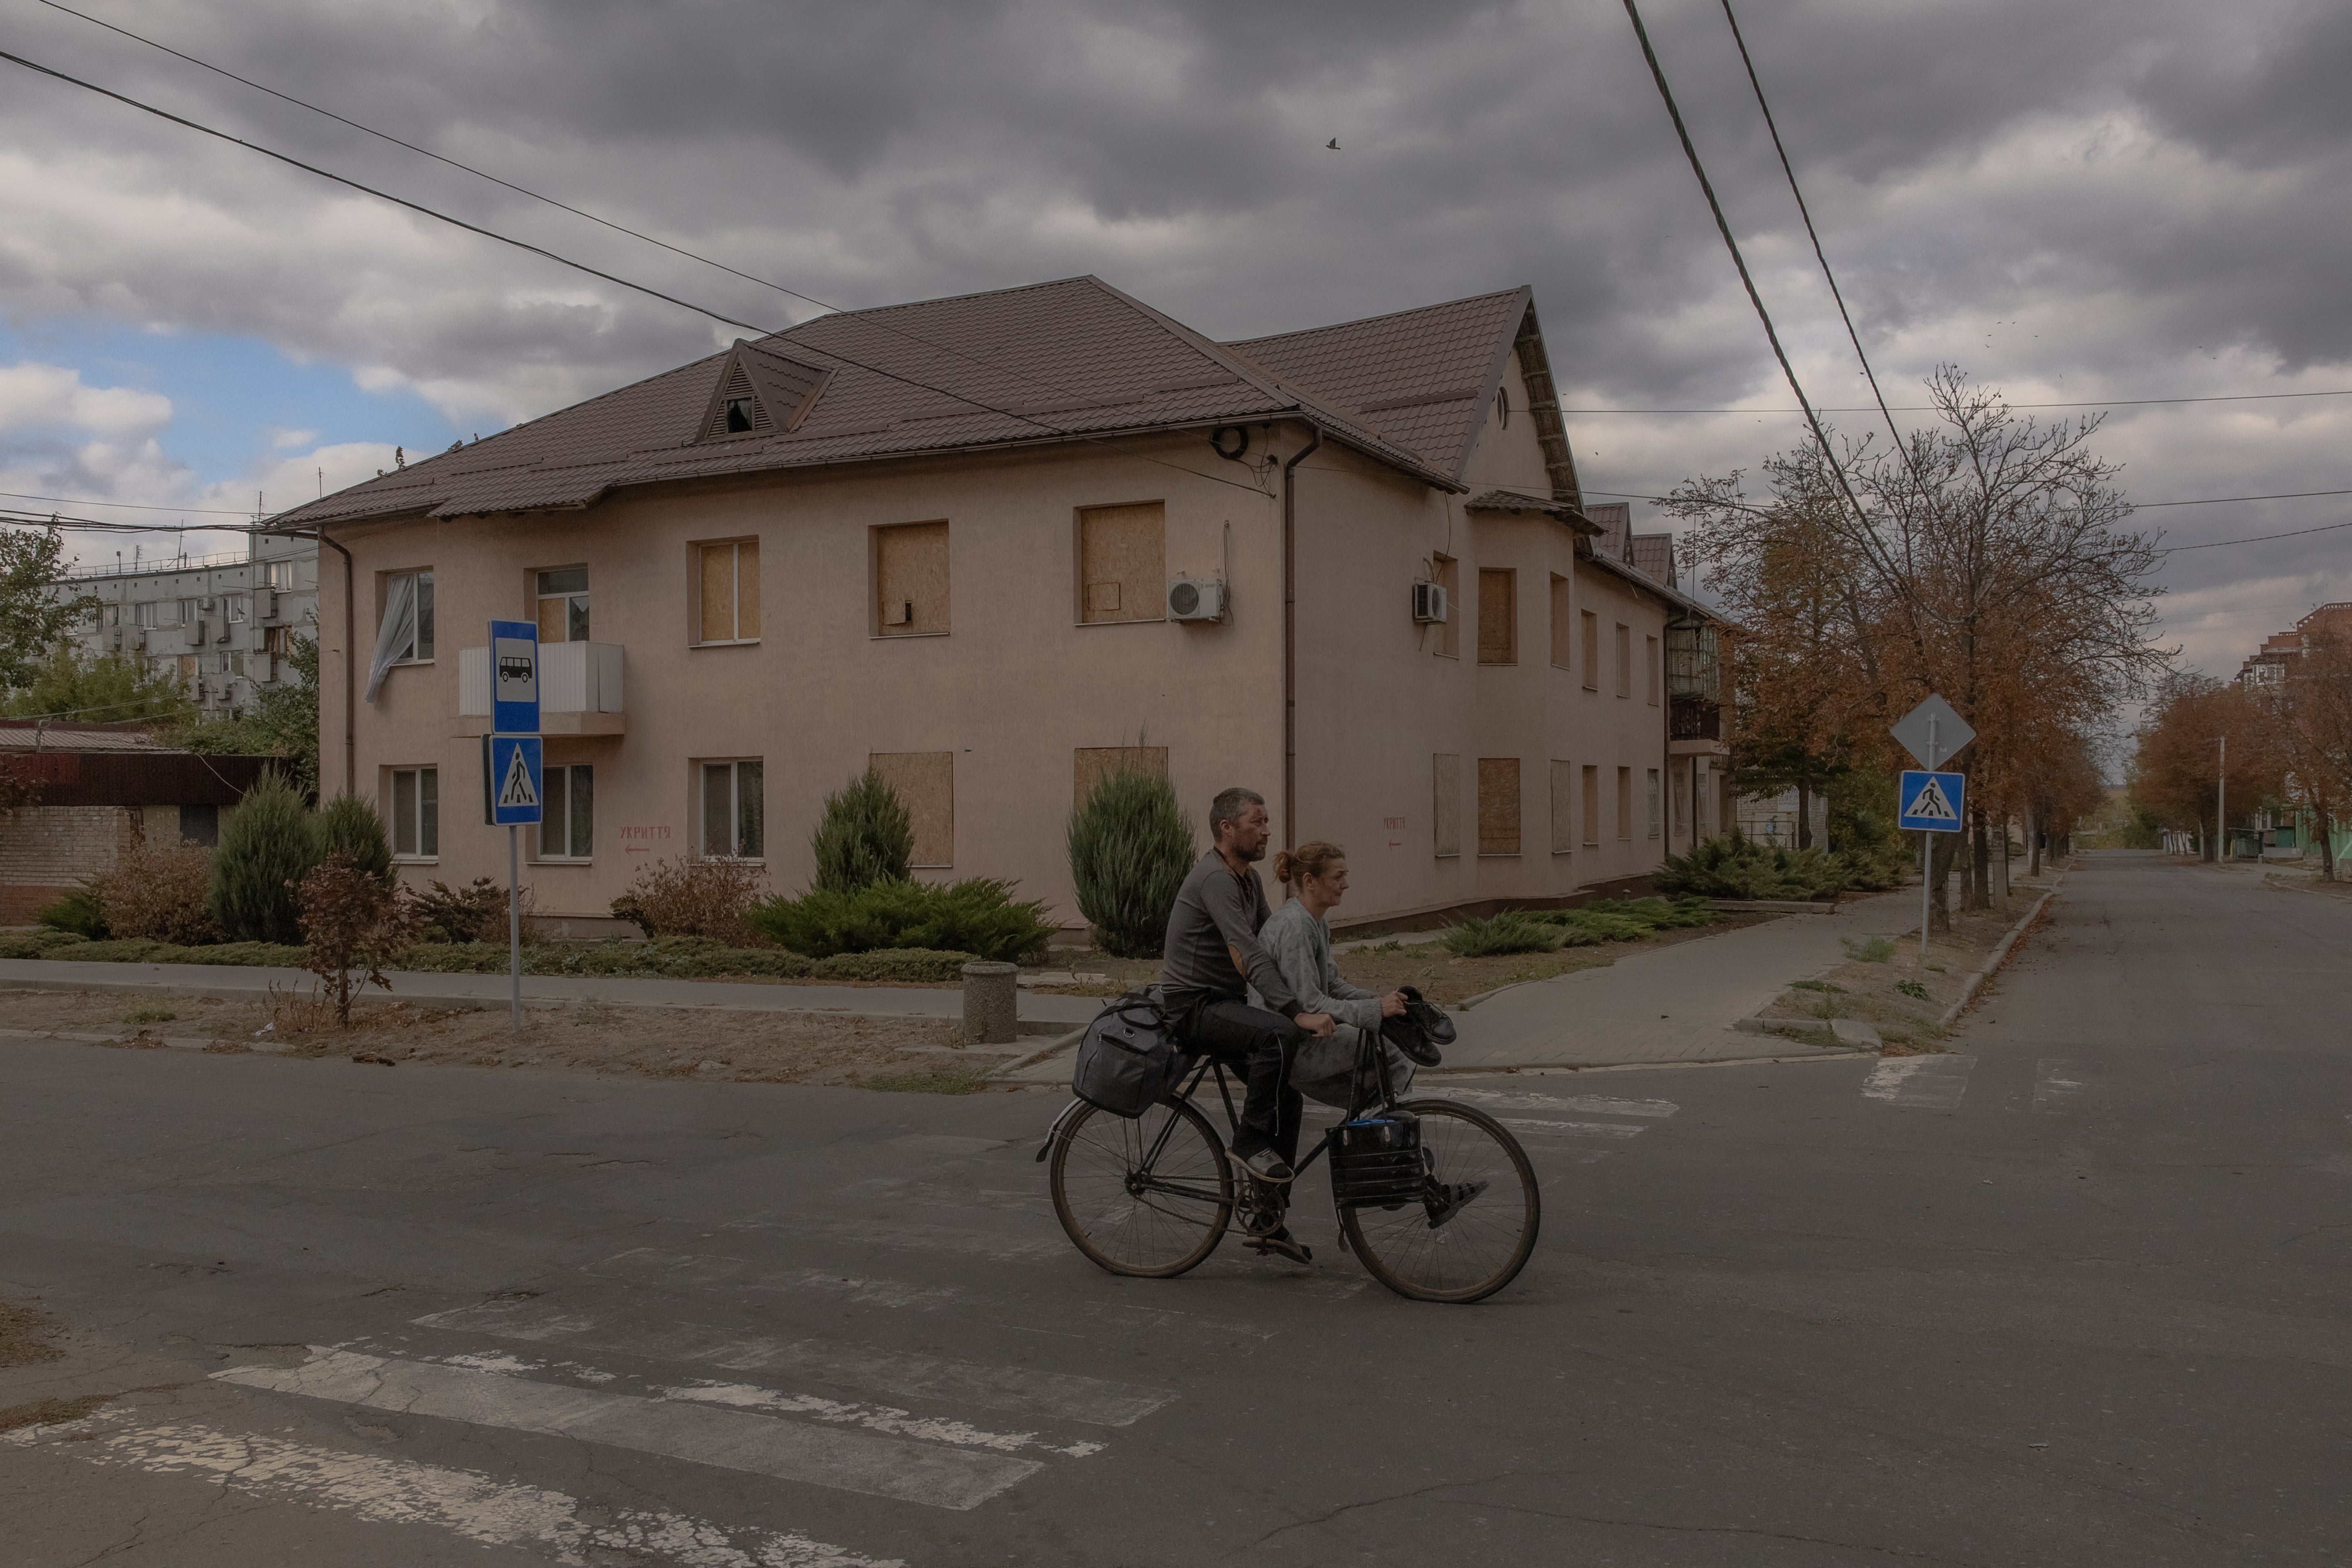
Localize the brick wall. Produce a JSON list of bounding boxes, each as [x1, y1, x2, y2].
[[0, 805, 140, 924]]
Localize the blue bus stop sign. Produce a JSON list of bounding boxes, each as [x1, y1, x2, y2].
[[1899, 769, 1966, 833], [490, 619, 539, 736], [490, 734, 544, 826]]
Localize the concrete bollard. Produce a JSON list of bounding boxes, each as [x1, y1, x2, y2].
[[961, 961, 1019, 1045]]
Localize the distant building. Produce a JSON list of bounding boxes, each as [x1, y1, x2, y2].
[[2235, 602, 2352, 687], [49, 533, 318, 719]]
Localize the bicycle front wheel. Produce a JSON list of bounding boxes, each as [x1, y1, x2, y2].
[[1050, 1098, 1235, 1278], [1340, 1099, 1539, 1303]]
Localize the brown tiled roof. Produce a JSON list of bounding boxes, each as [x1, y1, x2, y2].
[[1222, 288, 1531, 484], [266, 276, 1466, 530], [1631, 532, 1675, 587], [1465, 489, 1596, 530], [1585, 501, 1632, 562]]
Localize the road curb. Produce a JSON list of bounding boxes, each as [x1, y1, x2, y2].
[[1937, 874, 2065, 1028]]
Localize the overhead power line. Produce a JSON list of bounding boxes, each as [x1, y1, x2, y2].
[[0, 47, 1275, 502], [0, 488, 253, 516], [1561, 388, 2352, 414], [1619, 0, 1874, 532]]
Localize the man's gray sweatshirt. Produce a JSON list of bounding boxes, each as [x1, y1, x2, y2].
[[1159, 850, 1305, 1017]]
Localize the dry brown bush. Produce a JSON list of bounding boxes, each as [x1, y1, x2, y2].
[[96, 841, 221, 944], [298, 853, 426, 1024], [611, 854, 767, 946]]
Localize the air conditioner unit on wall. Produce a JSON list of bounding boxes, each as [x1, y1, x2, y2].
[[1166, 578, 1223, 622], [1412, 582, 1449, 624]]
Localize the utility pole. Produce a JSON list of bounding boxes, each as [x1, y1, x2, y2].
[[2216, 734, 2227, 863]]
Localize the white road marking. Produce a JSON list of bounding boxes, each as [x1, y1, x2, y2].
[[723, 1212, 1063, 1261], [215, 1348, 1040, 1510], [1436, 1089, 1679, 1118], [659, 1382, 1105, 1459], [415, 1298, 1175, 1426], [1863, 1055, 1976, 1110], [1496, 1118, 1647, 1140], [2032, 1058, 2097, 1114], [6, 1411, 895, 1567]]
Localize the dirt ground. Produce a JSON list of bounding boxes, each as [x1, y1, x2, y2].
[[1758, 877, 2058, 1051], [1033, 911, 1771, 1006], [0, 986, 991, 1090]]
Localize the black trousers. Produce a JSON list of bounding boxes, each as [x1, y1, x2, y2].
[[1177, 996, 1307, 1163]]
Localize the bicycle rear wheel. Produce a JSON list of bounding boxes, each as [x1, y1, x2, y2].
[[1050, 1098, 1234, 1278], [1340, 1099, 1539, 1303]]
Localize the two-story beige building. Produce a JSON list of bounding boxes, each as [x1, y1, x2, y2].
[[268, 276, 1727, 934]]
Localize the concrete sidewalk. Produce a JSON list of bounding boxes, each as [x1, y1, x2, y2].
[[0, 958, 1102, 1033]]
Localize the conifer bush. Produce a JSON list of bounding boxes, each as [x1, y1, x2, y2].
[[315, 793, 394, 886], [1652, 830, 1850, 901], [36, 878, 108, 939], [749, 877, 1052, 962], [207, 771, 319, 944], [1440, 911, 1564, 958], [1067, 765, 1196, 959], [811, 771, 914, 894]]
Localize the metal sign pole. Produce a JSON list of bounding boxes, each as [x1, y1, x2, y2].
[[509, 823, 522, 1033], [1921, 714, 1937, 960]]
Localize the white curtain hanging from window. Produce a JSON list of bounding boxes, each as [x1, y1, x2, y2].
[[363, 573, 415, 703]]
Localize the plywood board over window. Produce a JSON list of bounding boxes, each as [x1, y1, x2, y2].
[[1582, 764, 1601, 846], [1549, 575, 1572, 669], [1646, 635, 1661, 705], [696, 539, 760, 644], [1580, 611, 1599, 689], [1615, 624, 1632, 698], [870, 751, 954, 868], [1433, 753, 1462, 857], [875, 521, 949, 635], [1074, 746, 1170, 807], [1477, 570, 1516, 664], [1478, 758, 1521, 855], [1078, 502, 1166, 624], [1550, 760, 1576, 854], [1617, 765, 1635, 839]]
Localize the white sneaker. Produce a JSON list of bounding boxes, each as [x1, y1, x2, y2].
[[1228, 1145, 1295, 1184]]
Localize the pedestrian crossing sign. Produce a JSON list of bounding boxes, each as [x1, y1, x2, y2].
[[489, 734, 544, 826], [1898, 769, 1965, 832]]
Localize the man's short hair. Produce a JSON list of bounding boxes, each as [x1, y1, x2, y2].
[[1208, 786, 1265, 837]]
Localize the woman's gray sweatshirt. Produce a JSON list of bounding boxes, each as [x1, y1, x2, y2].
[[1259, 899, 1383, 1031]]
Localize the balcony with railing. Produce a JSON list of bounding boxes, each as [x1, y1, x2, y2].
[[456, 642, 626, 735]]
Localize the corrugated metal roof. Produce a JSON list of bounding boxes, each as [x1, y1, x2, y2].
[[0, 722, 171, 753], [1631, 533, 1675, 586], [266, 276, 1478, 532], [1465, 488, 1595, 530]]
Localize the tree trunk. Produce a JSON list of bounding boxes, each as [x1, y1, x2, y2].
[[2320, 811, 2338, 881], [1998, 815, 2012, 905], [1962, 808, 1991, 910], [2202, 806, 2218, 863], [1929, 832, 1958, 931], [2027, 804, 2042, 877], [1795, 770, 1812, 851]]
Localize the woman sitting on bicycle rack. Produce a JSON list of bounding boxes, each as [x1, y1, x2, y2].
[[1261, 842, 1421, 1104]]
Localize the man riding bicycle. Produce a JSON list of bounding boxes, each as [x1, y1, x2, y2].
[[1160, 788, 1335, 1228]]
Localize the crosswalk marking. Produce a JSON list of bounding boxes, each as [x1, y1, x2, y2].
[[415, 1298, 1175, 1426], [6, 1411, 896, 1568], [1497, 1117, 1646, 1140], [2032, 1058, 2098, 1114], [216, 1348, 1041, 1510], [1436, 1089, 1679, 1118], [1863, 1055, 1976, 1110], [657, 1382, 1105, 1459]]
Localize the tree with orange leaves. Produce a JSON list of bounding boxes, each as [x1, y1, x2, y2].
[[2131, 676, 2284, 862]]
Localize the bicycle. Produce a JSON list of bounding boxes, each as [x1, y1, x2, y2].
[[1041, 1025, 1539, 1303]]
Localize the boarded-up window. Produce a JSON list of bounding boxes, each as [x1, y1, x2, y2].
[[875, 521, 949, 635], [870, 751, 954, 868], [1582, 764, 1600, 846], [1433, 753, 1461, 857], [1549, 575, 1572, 669], [1477, 570, 1516, 664], [1646, 635, 1661, 705], [1477, 758, 1520, 855], [1615, 624, 1632, 698], [1646, 768, 1661, 839], [1617, 766, 1634, 839], [1550, 761, 1576, 854], [1074, 746, 1170, 807], [1078, 502, 1165, 624], [696, 539, 760, 643], [1433, 555, 1460, 658], [1580, 611, 1599, 690], [1672, 758, 1689, 840]]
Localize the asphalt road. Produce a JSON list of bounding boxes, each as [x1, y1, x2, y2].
[[2, 850, 2346, 1566]]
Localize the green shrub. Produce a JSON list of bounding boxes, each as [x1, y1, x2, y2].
[[63, 938, 163, 962], [641, 937, 811, 979], [1895, 979, 1932, 1001], [1440, 912, 1562, 958], [1653, 831, 1849, 901], [749, 876, 1053, 962], [208, 771, 319, 943], [809, 948, 976, 983], [0, 929, 89, 958], [157, 941, 308, 967], [810, 771, 914, 894], [1842, 936, 1896, 962], [315, 794, 394, 886], [1552, 910, 1654, 942], [1067, 765, 1195, 959], [405, 878, 510, 944], [37, 878, 108, 939]]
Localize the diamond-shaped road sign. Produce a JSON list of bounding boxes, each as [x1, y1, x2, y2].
[[1890, 694, 1975, 772]]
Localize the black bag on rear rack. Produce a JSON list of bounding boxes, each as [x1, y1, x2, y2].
[[1071, 986, 1184, 1118]]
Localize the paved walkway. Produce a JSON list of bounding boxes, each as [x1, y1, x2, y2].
[[0, 958, 1103, 1032]]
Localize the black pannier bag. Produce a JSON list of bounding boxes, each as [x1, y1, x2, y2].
[[1329, 1112, 1427, 1208], [1071, 987, 1184, 1118]]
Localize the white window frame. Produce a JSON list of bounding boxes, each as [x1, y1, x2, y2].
[[535, 566, 591, 644], [538, 764, 594, 862], [389, 766, 440, 861], [226, 594, 249, 624], [694, 539, 759, 646], [698, 758, 765, 861], [385, 570, 435, 664]]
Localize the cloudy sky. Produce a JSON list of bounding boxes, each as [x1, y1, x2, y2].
[[3, 0, 2347, 679]]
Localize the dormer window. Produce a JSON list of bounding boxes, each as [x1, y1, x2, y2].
[[725, 398, 757, 434], [695, 339, 834, 443]]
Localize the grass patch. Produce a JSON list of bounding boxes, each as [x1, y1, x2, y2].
[[1440, 912, 1561, 958], [1895, 979, 1931, 1001], [0, 1394, 112, 1433], [122, 1006, 177, 1025], [0, 1300, 65, 1368], [1789, 979, 1847, 994], [1841, 937, 1896, 963], [860, 1062, 993, 1094]]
